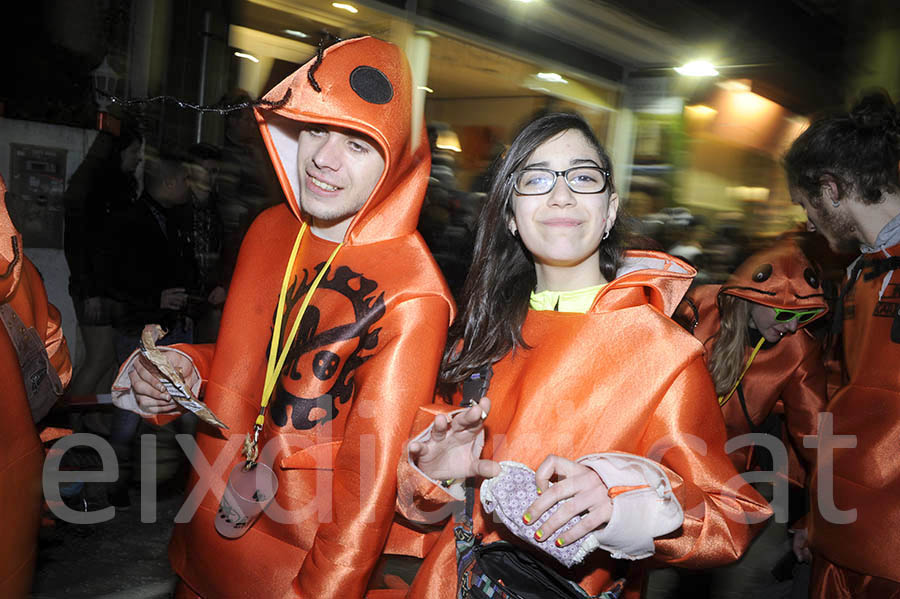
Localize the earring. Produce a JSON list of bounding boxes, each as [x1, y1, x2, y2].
[[602, 230, 610, 241], [832, 200, 840, 208]]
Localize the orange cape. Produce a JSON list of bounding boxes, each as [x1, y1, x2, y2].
[[398, 252, 770, 598]]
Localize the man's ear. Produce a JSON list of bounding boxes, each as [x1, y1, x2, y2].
[[819, 174, 841, 206]]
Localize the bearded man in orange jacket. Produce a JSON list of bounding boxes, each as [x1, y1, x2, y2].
[[112, 37, 454, 598], [784, 91, 900, 598]]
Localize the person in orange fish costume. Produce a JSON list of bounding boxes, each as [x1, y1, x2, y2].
[[0, 174, 72, 598], [647, 237, 829, 598], [112, 36, 454, 598], [395, 113, 770, 599], [784, 91, 900, 598]]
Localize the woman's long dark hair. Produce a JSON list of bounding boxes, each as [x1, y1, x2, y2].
[[440, 113, 624, 390]]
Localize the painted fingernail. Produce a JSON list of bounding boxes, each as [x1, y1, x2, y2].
[[522, 512, 532, 524], [536, 487, 542, 495], [555, 536, 566, 547], [534, 528, 543, 540]]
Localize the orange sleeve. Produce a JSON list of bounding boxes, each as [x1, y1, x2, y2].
[[293, 296, 451, 599], [644, 355, 772, 568]]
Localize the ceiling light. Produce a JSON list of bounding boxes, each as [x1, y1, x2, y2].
[[283, 29, 310, 39], [332, 2, 358, 13], [418, 86, 434, 93], [512, 0, 536, 3], [234, 51, 259, 63], [415, 30, 438, 38], [536, 72, 567, 84], [674, 61, 719, 77]]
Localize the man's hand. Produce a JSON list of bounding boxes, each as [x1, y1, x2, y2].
[[792, 527, 811, 562], [83, 296, 104, 322], [160, 287, 188, 310], [408, 398, 500, 482], [526, 455, 612, 547], [126, 352, 197, 414], [207, 286, 226, 306]]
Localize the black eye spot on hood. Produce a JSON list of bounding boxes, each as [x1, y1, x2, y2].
[[752, 263, 773, 283], [349, 66, 393, 104], [804, 267, 820, 289]]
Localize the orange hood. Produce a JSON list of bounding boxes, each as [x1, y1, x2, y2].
[[595, 250, 696, 317], [254, 36, 429, 246], [0, 176, 23, 303], [719, 238, 828, 321]]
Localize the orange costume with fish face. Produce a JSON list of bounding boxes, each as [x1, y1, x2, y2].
[[679, 239, 828, 480], [807, 233, 900, 595], [0, 176, 72, 598], [397, 253, 771, 599], [114, 37, 453, 598]]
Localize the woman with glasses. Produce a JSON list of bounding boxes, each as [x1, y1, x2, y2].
[[647, 237, 829, 598], [395, 113, 769, 598]]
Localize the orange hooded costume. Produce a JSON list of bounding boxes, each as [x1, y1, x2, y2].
[[397, 252, 771, 598], [806, 221, 900, 594], [0, 175, 72, 597], [678, 239, 828, 480], [113, 37, 454, 598]]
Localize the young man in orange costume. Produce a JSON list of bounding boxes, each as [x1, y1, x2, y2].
[[785, 92, 900, 598], [0, 175, 72, 597], [113, 37, 454, 598]]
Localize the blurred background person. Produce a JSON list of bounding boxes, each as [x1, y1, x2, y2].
[[184, 143, 226, 343], [62, 125, 142, 397], [104, 152, 198, 507], [215, 89, 283, 285], [0, 175, 72, 598]]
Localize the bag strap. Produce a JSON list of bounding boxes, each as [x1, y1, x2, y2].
[[461, 366, 492, 525]]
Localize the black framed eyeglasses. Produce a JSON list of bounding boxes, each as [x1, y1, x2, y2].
[[773, 307, 824, 324], [512, 166, 610, 196]]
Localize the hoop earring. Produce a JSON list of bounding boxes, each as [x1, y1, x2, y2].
[[602, 230, 610, 241], [832, 200, 840, 208]]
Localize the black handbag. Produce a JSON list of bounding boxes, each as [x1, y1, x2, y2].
[[453, 368, 625, 599]]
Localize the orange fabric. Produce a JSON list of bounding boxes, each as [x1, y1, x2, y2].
[[810, 554, 900, 599], [139, 37, 454, 599], [399, 252, 770, 598], [681, 243, 828, 482], [808, 241, 900, 583], [0, 175, 72, 598]]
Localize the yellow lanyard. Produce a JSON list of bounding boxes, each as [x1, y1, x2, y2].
[[717, 336, 766, 407], [243, 223, 343, 464]]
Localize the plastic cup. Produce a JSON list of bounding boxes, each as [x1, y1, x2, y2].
[[215, 462, 278, 539]]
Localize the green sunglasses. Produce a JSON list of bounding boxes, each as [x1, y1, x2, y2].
[[773, 307, 824, 324]]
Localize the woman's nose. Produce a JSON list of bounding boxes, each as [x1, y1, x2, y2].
[[546, 175, 575, 207]]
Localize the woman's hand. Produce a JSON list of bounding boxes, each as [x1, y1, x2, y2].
[[792, 527, 811, 562], [526, 455, 613, 547], [126, 352, 196, 414], [408, 398, 500, 483]]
